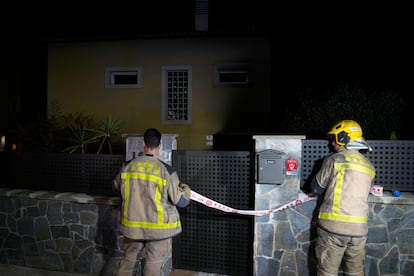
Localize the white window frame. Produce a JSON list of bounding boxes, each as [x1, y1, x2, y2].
[[105, 67, 142, 88], [213, 63, 249, 87], [162, 65, 192, 124]]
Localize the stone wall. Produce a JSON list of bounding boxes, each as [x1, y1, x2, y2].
[[2, 190, 413, 276], [0, 189, 122, 275], [253, 135, 414, 276], [254, 191, 414, 275], [367, 196, 414, 275]]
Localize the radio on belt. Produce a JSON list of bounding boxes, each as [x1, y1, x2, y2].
[[257, 149, 285, 184]]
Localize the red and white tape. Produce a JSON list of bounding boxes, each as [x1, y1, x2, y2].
[[190, 190, 317, 216]]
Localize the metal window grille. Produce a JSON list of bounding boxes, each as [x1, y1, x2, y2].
[[163, 66, 192, 124]]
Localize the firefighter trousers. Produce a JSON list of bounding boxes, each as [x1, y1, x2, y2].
[[116, 237, 172, 276], [315, 227, 367, 276]]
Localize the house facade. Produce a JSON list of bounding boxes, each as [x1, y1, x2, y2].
[[47, 33, 273, 150]]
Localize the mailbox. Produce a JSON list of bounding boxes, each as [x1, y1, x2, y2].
[[257, 150, 284, 184]]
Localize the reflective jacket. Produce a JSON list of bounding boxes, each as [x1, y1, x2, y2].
[[113, 153, 191, 240], [312, 149, 376, 236]]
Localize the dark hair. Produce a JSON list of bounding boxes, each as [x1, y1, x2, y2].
[[144, 128, 161, 149]]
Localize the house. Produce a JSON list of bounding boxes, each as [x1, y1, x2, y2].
[[47, 31, 273, 150], [1, 1, 281, 152]]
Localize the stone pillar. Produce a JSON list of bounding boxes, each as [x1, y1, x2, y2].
[[253, 135, 306, 276]]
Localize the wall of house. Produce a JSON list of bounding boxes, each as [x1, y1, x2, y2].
[[47, 35, 272, 150]]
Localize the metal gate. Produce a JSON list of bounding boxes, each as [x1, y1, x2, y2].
[[172, 150, 254, 276]]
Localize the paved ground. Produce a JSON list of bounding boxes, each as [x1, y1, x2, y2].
[[0, 264, 227, 276], [0, 264, 84, 276], [169, 269, 227, 276]]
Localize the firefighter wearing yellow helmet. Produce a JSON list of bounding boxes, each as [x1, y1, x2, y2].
[[327, 119, 372, 151], [311, 120, 376, 276]]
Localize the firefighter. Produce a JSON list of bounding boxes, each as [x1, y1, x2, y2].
[[114, 128, 191, 276], [311, 120, 376, 276]]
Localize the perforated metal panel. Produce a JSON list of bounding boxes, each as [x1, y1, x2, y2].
[[7, 153, 124, 195], [302, 140, 414, 192], [82, 154, 125, 195], [172, 150, 254, 276], [301, 140, 330, 191], [366, 140, 414, 191]]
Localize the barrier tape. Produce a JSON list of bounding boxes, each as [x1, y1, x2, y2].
[[190, 190, 317, 216]]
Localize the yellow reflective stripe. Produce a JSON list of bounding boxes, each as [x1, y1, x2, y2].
[[155, 180, 163, 223], [332, 164, 344, 216], [120, 172, 172, 228], [319, 212, 368, 223], [131, 161, 160, 174], [319, 162, 372, 224], [343, 152, 376, 178], [123, 178, 131, 220], [337, 162, 375, 178], [121, 172, 166, 185], [121, 217, 181, 228]]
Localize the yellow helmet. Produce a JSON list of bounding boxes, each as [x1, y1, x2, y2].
[[327, 120, 364, 147]]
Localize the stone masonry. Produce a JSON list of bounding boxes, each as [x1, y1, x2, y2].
[[0, 189, 122, 275], [1, 134, 414, 276], [252, 135, 414, 276], [2, 188, 413, 276], [254, 191, 414, 275]]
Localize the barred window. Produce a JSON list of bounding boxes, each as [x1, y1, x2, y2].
[[162, 66, 192, 124]]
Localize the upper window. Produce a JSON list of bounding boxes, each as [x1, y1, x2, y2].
[[105, 67, 142, 88], [214, 63, 249, 87], [162, 66, 192, 124]]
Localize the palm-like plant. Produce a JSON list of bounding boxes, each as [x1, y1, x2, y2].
[[63, 113, 97, 154], [90, 115, 122, 154]]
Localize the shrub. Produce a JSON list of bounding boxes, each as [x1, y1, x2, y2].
[[284, 82, 405, 139]]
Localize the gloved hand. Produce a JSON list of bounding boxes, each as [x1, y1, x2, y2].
[[179, 183, 191, 197], [179, 183, 189, 189]]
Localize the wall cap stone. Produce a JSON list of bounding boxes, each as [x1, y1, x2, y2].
[[369, 191, 414, 205], [0, 188, 121, 205]]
